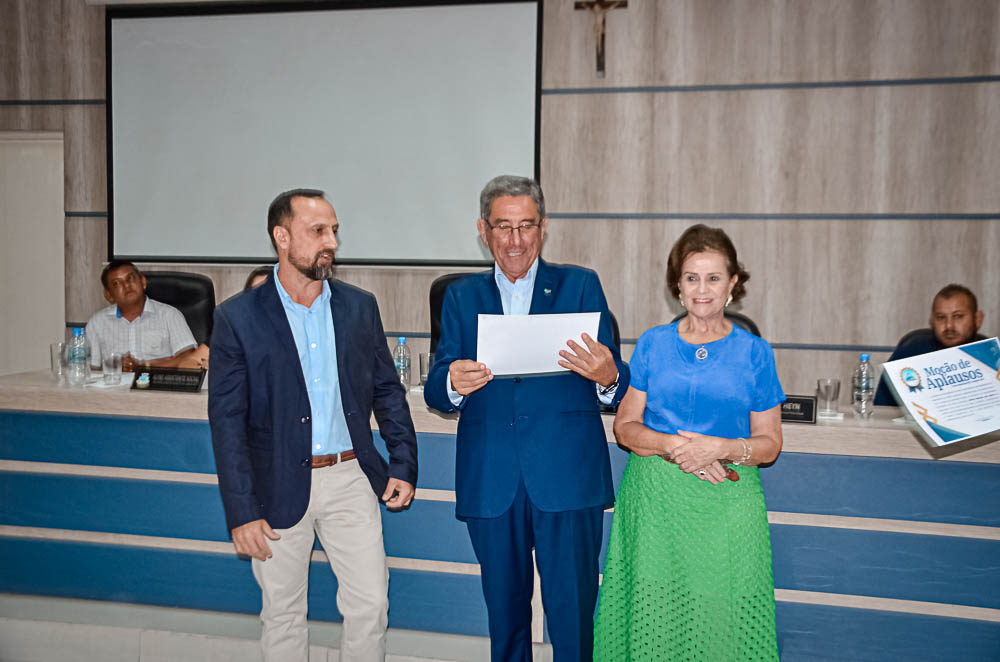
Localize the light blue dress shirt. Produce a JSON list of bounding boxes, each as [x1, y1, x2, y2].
[[448, 259, 616, 405], [494, 257, 538, 315], [273, 265, 353, 455]]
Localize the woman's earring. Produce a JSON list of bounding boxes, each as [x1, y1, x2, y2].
[[725, 294, 733, 308], [679, 295, 686, 309]]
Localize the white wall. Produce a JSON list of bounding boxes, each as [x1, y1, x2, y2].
[[0, 132, 65, 376]]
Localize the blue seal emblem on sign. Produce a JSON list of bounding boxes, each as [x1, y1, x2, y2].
[[900, 367, 922, 392]]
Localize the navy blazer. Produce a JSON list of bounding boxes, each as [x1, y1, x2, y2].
[[424, 259, 629, 519], [208, 275, 418, 532]]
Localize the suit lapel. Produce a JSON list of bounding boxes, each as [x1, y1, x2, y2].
[[328, 279, 355, 411], [479, 269, 504, 315], [528, 258, 557, 315], [259, 278, 309, 393]]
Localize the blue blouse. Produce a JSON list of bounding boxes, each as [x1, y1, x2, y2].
[[630, 322, 785, 439]]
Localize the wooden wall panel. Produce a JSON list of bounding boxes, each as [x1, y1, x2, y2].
[[544, 0, 1000, 88], [60, 0, 105, 99], [543, 218, 1000, 345], [0, 0, 65, 99], [0, 106, 63, 133], [112, 263, 485, 341], [0, 105, 105, 212], [0, 0, 103, 99], [6, 0, 998, 414], [64, 217, 107, 324], [775, 348, 894, 408], [541, 83, 1000, 215], [62, 105, 105, 211]]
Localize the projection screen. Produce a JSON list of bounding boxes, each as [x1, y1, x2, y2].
[[108, 1, 539, 264]]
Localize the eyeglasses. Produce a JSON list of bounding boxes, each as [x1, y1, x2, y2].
[[488, 221, 540, 237]]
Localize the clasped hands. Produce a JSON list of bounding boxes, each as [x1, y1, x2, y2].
[[449, 332, 617, 396], [666, 430, 728, 485]]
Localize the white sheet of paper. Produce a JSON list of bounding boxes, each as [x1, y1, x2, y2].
[[476, 312, 600, 376]]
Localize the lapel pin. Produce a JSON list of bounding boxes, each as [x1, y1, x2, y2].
[[543, 288, 552, 296]]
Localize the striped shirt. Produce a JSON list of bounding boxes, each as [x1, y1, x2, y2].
[[84, 297, 196, 367]]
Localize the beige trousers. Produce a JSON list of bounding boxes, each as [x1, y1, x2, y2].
[[252, 459, 389, 662]]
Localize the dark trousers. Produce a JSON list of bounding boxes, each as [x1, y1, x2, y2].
[[466, 479, 605, 662]]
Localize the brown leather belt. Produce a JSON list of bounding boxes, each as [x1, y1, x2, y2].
[[312, 450, 356, 468]]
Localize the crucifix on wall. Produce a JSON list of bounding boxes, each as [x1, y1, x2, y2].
[[574, 1, 628, 78]]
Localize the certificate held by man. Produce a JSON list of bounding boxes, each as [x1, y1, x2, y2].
[[882, 337, 1000, 446], [476, 312, 600, 375]]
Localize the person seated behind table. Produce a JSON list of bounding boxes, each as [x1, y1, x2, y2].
[[85, 260, 210, 371], [874, 283, 986, 405], [243, 265, 272, 291]]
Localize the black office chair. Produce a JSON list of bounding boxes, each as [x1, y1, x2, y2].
[[143, 271, 216, 345], [893, 328, 935, 352], [670, 310, 761, 337], [429, 273, 473, 354]]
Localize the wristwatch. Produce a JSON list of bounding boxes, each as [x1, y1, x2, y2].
[[598, 373, 619, 396]]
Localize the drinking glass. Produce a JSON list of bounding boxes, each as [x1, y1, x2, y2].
[[103, 353, 123, 386], [817, 378, 841, 415], [50, 342, 66, 381], [419, 352, 434, 385]]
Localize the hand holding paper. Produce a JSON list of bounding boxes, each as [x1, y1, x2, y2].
[[450, 359, 493, 395], [558, 333, 618, 387]]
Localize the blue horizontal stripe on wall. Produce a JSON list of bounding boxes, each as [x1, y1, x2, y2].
[[770, 525, 1000, 610], [0, 471, 474, 564], [0, 538, 259, 614], [759, 453, 1000, 527], [387, 568, 487, 636], [0, 538, 489, 637], [381, 499, 476, 564], [597, 512, 1000, 610], [0, 412, 454, 492], [0, 411, 217, 474], [775, 602, 1000, 662], [541, 74, 1000, 96], [608, 446, 1000, 527], [375, 432, 457, 491], [0, 472, 230, 542]]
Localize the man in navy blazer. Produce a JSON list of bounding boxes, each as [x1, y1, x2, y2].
[[209, 189, 417, 662], [424, 176, 628, 662]]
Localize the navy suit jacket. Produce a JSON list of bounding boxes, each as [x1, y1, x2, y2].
[[208, 275, 418, 532], [424, 259, 629, 519]]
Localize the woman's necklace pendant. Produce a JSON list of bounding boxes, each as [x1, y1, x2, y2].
[[695, 347, 708, 360]]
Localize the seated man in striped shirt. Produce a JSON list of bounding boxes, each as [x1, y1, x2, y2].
[[85, 260, 209, 370]]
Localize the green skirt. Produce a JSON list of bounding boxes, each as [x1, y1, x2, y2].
[[594, 455, 779, 661]]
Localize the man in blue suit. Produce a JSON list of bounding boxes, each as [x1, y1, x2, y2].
[[209, 189, 418, 662], [424, 176, 629, 661]]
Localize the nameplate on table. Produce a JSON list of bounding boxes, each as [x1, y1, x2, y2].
[[131, 367, 206, 393], [781, 396, 816, 424]]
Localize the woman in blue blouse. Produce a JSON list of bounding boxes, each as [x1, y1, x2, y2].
[[594, 224, 786, 661]]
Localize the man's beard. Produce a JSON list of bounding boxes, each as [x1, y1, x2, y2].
[[290, 250, 335, 281]]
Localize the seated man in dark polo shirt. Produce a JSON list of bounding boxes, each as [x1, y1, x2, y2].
[[875, 283, 987, 405]]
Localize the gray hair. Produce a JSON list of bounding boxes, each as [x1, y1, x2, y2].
[[479, 175, 546, 221]]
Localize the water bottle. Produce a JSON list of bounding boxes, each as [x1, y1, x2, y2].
[[393, 337, 411, 386], [852, 352, 875, 418], [65, 327, 92, 387]]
